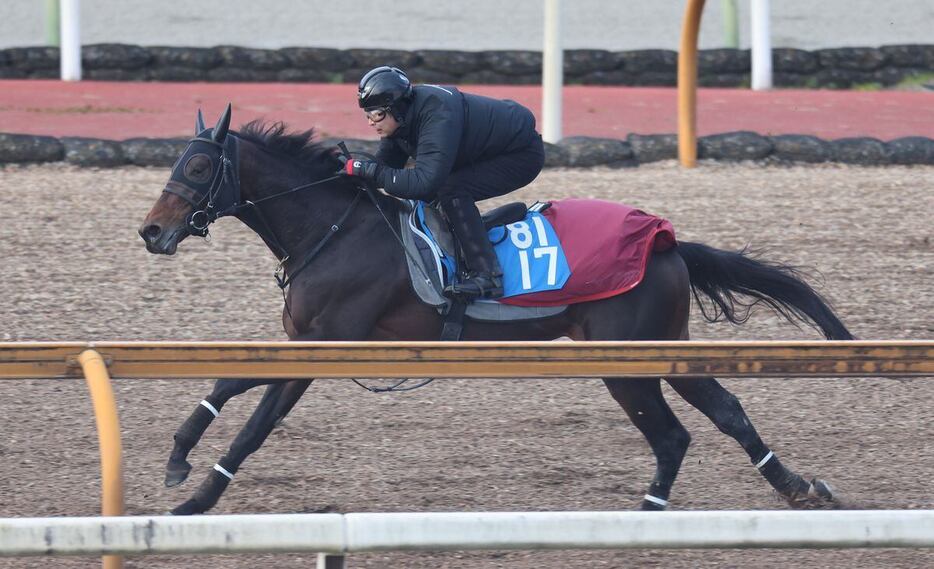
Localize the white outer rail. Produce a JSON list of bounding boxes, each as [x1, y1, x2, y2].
[[541, 0, 563, 143], [59, 0, 81, 80], [751, 0, 773, 90], [54, 0, 568, 123], [3, 511, 934, 556]]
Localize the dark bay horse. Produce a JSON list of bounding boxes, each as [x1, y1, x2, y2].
[[138, 106, 853, 515]]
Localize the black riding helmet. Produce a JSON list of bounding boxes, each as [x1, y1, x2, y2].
[[357, 66, 412, 118]]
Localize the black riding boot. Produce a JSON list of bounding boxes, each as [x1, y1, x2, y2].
[[442, 197, 504, 299]]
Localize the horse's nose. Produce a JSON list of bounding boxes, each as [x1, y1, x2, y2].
[[139, 223, 162, 243]]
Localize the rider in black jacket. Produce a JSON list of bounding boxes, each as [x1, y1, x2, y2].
[[344, 66, 545, 299]]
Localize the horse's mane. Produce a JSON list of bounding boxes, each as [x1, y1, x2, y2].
[[238, 120, 341, 172], [237, 119, 400, 210]]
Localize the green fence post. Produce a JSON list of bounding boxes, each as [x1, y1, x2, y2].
[[721, 0, 739, 48], [46, 0, 61, 46]]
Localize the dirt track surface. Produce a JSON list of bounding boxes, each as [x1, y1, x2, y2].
[[0, 161, 932, 568]]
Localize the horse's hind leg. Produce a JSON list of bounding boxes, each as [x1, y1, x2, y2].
[[171, 378, 312, 516], [666, 376, 837, 508], [603, 378, 692, 510], [166, 378, 278, 488]]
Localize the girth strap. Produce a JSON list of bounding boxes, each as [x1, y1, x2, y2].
[[440, 299, 468, 341]]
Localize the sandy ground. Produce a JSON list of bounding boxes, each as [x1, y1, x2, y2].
[[3, 0, 934, 51], [0, 160, 932, 568]]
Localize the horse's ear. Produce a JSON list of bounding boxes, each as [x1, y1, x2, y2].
[[212, 103, 232, 143], [195, 109, 206, 135]]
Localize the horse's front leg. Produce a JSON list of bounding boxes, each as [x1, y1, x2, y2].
[[165, 378, 277, 487], [171, 378, 312, 515], [168, 270, 403, 514]]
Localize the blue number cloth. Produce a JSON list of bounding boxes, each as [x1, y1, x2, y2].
[[412, 203, 571, 300], [489, 212, 571, 298]]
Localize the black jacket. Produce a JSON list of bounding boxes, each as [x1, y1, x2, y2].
[[375, 85, 538, 200]]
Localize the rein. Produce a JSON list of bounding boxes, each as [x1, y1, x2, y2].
[[164, 134, 436, 393], [337, 145, 435, 290], [273, 189, 362, 289], [163, 134, 361, 289]]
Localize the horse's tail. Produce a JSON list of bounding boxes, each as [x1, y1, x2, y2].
[[675, 241, 853, 340]]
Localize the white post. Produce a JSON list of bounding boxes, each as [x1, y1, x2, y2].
[[750, 0, 772, 90], [542, 0, 563, 143], [60, 0, 81, 81]]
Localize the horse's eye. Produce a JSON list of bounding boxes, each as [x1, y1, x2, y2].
[[184, 154, 213, 184]]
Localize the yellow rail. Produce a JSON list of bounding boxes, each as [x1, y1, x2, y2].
[[2, 341, 931, 380], [78, 350, 124, 569], [3, 339, 931, 569]]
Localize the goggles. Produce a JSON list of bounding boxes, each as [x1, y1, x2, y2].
[[364, 107, 390, 123]]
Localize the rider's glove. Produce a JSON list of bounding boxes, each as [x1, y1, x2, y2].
[[343, 158, 380, 182]]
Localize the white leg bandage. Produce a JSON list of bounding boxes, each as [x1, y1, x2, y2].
[[643, 494, 668, 507], [755, 450, 775, 469], [213, 463, 234, 480], [199, 400, 220, 417]]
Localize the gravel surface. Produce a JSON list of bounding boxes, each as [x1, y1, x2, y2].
[[0, 161, 932, 568], [4, 0, 934, 51]]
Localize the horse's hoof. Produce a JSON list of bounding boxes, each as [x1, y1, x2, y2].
[[785, 477, 840, 510], [170, 498, 203, 516], [810, 478, 834, 499], [164, 460, 192, 488]]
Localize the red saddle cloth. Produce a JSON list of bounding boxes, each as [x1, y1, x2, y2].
[[499, 198, 677, 307]]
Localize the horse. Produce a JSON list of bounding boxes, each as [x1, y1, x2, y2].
[[138, 106, 853, 516]]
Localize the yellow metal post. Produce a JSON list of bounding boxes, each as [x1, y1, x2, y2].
[[678, 0, 706, 167], [78, 349, 124, 569]]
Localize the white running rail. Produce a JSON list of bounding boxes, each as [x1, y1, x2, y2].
[[3, 510, 934, 557]]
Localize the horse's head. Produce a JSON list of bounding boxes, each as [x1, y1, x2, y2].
[[138, 104, 240, 255]]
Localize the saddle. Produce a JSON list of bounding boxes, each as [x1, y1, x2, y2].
[[421, 201, 529, 261], [398, 200, 569, 323], [397, 197, 678, 340]]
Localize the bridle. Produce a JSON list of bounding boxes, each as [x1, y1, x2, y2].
[[162, 135, 240, 239], [162, 131, 362, 291], [160, 111, 436, 393]]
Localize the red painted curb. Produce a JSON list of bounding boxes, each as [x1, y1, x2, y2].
[[1, 80, 932, 141]]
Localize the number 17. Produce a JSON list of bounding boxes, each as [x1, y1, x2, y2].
[[518, 246, 559, 289]]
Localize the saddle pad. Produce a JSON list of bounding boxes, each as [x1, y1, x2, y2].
[[414, 201, 572, 299], [490, 211, 572, 298], [398, 203, 569, 322], [499, 198, 677, 307]]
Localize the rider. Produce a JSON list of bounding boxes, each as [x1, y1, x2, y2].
[[343, 66, 546, 299]]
